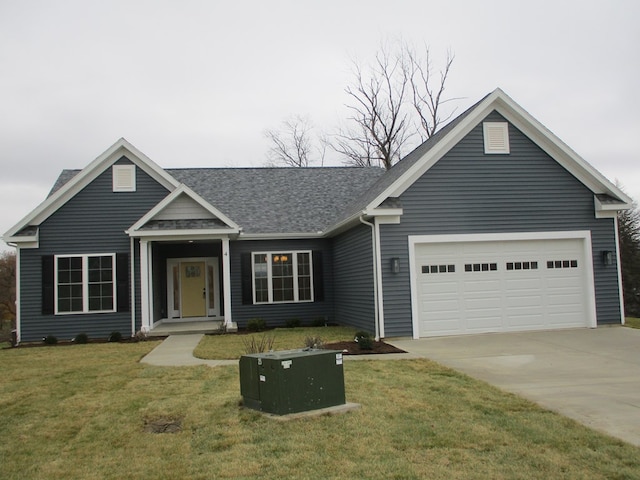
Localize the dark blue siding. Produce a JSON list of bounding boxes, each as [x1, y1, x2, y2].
[[19, 158, 169, 341], [230, 239, 334, 328], [379, 112, 622, 336], [332, 224, 376, 333]]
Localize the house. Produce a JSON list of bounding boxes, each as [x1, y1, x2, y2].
[[4, 89, 632, 343]]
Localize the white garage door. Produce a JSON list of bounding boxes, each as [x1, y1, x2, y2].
[[413, 237, 593, 337]]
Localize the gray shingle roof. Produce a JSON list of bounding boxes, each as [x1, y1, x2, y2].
[[168, 167, 385, 234]]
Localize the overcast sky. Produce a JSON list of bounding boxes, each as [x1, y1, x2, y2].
[[1, 0, 639, 250]]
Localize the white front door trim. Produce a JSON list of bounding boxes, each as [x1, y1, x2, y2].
[[408, 230, 597, 339]]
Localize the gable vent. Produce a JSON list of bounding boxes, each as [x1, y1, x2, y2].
[[483, 122, 510, 154], [112, 165, 136, 192]]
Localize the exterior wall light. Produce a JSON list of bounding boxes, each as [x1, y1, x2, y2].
[[390, 257, 400, 274], [602, 250, 613, 266]]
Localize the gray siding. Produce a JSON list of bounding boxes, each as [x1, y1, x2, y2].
[[19, 157, 169, 341], [332, 224, 376, 333], [379, 111, 622, 337], [230, 239, 334, 328]]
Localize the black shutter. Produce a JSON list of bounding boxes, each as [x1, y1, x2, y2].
[[241, 253, 253, 305], [312, 251, 324, 302], [42, 255, 54, 315], [116, 253, 130, 312]]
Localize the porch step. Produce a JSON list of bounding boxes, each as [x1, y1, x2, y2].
[[149, 320, 224, 336]]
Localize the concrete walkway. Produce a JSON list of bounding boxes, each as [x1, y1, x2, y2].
[[140, 334, 238, 367], [390, 327, 640, 447]]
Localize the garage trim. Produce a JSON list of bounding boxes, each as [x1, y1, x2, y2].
[[407, 231, 597, 339]]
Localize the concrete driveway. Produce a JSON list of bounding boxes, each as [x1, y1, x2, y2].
[[389, 327, 640, 447]]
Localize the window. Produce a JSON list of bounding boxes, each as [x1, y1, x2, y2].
[[483, 122, 510, 154], [506, 261, 538, 271], [464, 263, 497, 272], [112, 165, 136, 192], [252, 251, 313, 304], [422, 264, 455, 274], [547, 259, 578, 269], [55, 254, 116, 314]]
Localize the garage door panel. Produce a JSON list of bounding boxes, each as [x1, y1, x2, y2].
[[415, 237, 590, 337]]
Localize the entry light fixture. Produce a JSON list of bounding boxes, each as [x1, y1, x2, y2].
[[602, 250, 613, 266], [390, 257, 400, 274]]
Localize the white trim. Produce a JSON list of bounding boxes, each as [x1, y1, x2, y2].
[[614, 216, 626, 324], [222, 238, 232, 326], [3, 229, 39, 248], [128, 229, 239, 239], [140, 240, 151, 333], [127, 184, 240, 235], [53, 253, 117, 315], [15, 247, 21, 344], [359, 216, 380, 341], [112, 164, 136, 192], [374, 219, 385, 339], [238, 232, 323, 240], [3, 138, 179, 240], [408, 230, 598, 339], [251, 250, 314, 304]]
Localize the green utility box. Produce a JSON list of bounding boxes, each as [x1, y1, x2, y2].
[[239, 349, 346, 415]]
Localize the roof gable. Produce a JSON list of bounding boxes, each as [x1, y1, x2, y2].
[[127, 184, 240, 237], [339, 88, 631, 226], [4, 138, 179, 242]]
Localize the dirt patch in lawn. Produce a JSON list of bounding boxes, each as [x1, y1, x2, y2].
[[322, 340, 406, 355]]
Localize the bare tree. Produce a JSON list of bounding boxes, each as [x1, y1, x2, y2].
[[264, 115, 315, 167], [407, 46, 457, 141], [0, 251, 16, 331], [331, 40, 456, 170]]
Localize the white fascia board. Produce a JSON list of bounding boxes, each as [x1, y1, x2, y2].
[[128, 230, 238, 241], [128, 184, 240, 233], [4, 138, 180, 238], [594, 195, 631, 219], [364, 88, 631, 213], [237, 232, 325, 240], [3, 228, 39, 248], [368, 208, 403, 217]]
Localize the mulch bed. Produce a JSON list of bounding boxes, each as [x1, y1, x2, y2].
[[322, 340, 405, 355]]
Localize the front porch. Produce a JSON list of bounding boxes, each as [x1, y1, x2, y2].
[[148, 319, 226, 336]]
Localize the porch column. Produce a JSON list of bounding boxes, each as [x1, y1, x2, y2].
[[221, 237, 235, 330], [140, 239, 152, 333]]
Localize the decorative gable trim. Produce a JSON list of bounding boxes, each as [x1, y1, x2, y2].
[[364, 88, 632, 214], [3, 138, 180, 243], [126, 184, 240, 237]]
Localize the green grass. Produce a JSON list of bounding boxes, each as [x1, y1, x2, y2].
[[194, 326, 358, 360], [625, 317, 640, 329], [1, 342, 639, 479]]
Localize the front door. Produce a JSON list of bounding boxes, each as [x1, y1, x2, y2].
[[180, 261, 206, 318]]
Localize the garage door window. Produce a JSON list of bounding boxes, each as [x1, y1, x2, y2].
[[506, 261, 538, 270], [547, 260, 578, 269], [422, 264, 455, 274], [464, 263, 497, 272]]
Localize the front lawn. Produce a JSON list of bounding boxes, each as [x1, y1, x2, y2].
[[193, 326, 358, 359], [625, 317, 640, 329], [1, 342, 638, 479]]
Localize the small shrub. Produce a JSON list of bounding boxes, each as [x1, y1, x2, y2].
[[43, 335, 58, 345], [243, 334, 275, 354], [355, 331, 373, 350], [247, 318, 266, 332], [108, 331, 123, 342], [285, 318, 301, 328], [311, 317, 326, 327], [134, 330, 148, 342], [74, 333, 89, 344], [303, 335, 324, 349]]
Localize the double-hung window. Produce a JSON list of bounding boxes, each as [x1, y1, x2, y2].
[[55, 254, 116, 314], [252, 251, 313, 304]]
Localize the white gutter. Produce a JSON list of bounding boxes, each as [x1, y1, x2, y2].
[[359, 215, 380, 341], [614, 215, 626, 325]]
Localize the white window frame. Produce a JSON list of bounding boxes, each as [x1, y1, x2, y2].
[[483, 122, 510, 154], [54, 253, 117, 315], [112, 164, 136, 192], [251, 250, 314, 304]]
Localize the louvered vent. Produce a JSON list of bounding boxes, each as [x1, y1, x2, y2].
[[112, 165, 136, 192], [483, 122, 510, 154]]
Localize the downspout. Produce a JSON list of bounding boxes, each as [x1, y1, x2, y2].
[[614, 215, 626, 324], [359, 215, 380, 341]]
